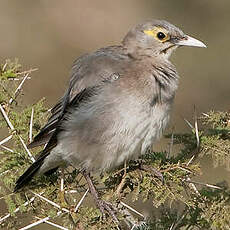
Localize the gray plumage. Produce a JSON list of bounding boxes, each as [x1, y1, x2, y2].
[[15, 20, 206, 191]]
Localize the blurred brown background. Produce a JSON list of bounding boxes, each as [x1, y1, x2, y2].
[[0, 0, 229, 228]]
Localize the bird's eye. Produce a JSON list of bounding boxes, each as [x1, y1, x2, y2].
[[157, 32, 166, 40], [144, 28, 170, 42]]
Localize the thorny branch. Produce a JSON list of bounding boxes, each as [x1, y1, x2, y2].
[[0, 60, 230, 229]]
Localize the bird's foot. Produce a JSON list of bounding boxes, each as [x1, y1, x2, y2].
[[95, 198, 119, 223], [82, 170, 119, 224]]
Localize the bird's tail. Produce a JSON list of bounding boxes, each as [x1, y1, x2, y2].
[[14, 157, 45, 192], [15, 125, 59, 192]]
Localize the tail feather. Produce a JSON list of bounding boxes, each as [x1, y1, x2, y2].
[[14, 158, 44, 192], [15, 130, 59, 192]]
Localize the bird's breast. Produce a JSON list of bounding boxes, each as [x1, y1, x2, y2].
[[113, 99, 171, 168]]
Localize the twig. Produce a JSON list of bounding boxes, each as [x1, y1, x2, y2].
[[22, 211, 67, 230], [40, 220, 67, 230], [18, 135, 35, 163], [0, 145, 14, 153], [9, 73, 30, 104], [16, 68, 38, 76], [117, 202, 140, 228], [160, 164, 191, 173], [35, 215, 68, 230], [20, 208, 66, 230], [0, 195, 37, 223], [60, 168, 64, 192], [2, 62, 8, 72], [74, 188, 89, 212], [120, 201, 145, 218], [0, 135, 13, 145], [19, 217, 50, 230], [201, 112, 209, 117], [0, 135, 14, 153], [65, 190, 78, 194], [29, 108, 34, 143], [0, 170, 10, 177], [170, 208, 188, 230], [8, 78, 21, 81], [31, 191, 70, 213], [184, 180, 222, 190], [177, 166, 192, 173], [131, 225, 136, 230], [194, 106, 200, 149], [186, 155, 195, 166], [184, 118, 194, 130], [0, 105, 35, 162], [0, 104, 14, 130]]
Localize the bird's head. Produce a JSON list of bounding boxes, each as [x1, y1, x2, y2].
[[122, 20, 206, 59]]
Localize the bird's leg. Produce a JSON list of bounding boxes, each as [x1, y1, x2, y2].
[[115, 161, 127, 198], [81, 170, 119, 224]]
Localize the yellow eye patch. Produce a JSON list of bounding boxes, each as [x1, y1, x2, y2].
[[144, 27, 170, 42]]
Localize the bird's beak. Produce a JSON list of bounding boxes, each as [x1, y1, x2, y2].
[[176, 35, 207, 48]]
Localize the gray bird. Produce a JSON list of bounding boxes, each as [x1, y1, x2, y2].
[[14, 19, 206, 217]]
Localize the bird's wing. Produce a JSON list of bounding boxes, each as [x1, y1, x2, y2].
[[14, 84, 105, 191], [27, 98, 64, 148], [14, 48, 126, 191], [28, 47, 126, 149]]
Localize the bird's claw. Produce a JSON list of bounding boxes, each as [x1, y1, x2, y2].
[[96, 198, 119, 223], [82, 170, 119, 224]]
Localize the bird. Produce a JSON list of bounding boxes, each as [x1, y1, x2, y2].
[[14, 19, 206, 218]]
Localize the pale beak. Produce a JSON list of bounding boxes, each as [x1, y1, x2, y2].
[[176, 35, 207, 48]]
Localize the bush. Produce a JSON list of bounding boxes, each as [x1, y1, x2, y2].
[[0, 60, 229, 229]]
